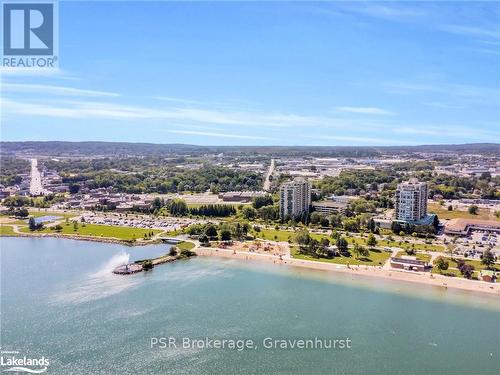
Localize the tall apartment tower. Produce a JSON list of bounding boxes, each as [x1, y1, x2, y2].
[[279, 178, 312, 219], [394, 178, 428, 222]]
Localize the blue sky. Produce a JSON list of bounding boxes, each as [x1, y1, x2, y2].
[[1, 1, 499, 146]]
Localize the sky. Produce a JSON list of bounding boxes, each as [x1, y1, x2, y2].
[[1, 0, 499, 146]]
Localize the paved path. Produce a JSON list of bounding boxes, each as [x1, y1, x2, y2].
[[29, 158, 44, 196]]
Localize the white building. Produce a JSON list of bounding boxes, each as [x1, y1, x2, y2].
[[279, 178, 311, 219], [394, 178, 428, 222]]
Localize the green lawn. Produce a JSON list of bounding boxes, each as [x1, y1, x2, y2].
[[0, 225, 17, 235], [431, 267, 481, 280], [19, 223, 163, 241], [430, 256, 497, 279], [252, 228, 444, 252], [177, 241, 196, 251], [395, 250, 431, 263], [428, 202, 498, 221], [443, 257, 498, 272], [252, 228, 294, 242], [291, 246, 391, 266]]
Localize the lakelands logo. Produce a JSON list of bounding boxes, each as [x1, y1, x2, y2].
[[1, 0, 58, 68], [0, 350, 50, 373]]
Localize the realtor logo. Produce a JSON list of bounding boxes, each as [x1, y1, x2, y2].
[[1, 0, 58, 67]]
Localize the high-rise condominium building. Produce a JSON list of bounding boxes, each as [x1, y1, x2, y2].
[[394, 178, 428, 222], [279, 178, 311, 219]]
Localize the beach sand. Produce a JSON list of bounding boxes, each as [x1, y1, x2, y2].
[[195, 246, 500, 296]]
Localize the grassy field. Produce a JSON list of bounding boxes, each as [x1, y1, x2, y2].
[[252, 228, 444, 252], [291, 246, 391, 266], [0, 225, 17, 235], [395, 250, 431, 263], [177, 241, 196, 251], [431, 256, 497, 280], [428, 202, 498, 221], [442, 257, 498, 272], [431, 268, 480, 279], [19, 223, 163, 241], [252, 228, 294, 242]]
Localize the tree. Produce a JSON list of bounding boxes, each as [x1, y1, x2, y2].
[[252, 195, 273, 209], [447, 205, 453, 211], [205, 224, 218, 239], [320, 237, 330, 249], [199, 235, 209, 245], [336, 237, 349, 255], [367, 218, 377, 233], [73, 221, 79, 231], [343, 218, 359, 232], [352, 244, 365, 259], [307, 239, 320, 256], [391, 221, 402, 234], [481, 249, 496, 270], [68, 183, 80, 194], [169, 247, 178, 256], [468, 205, 478, 215], [168, 199, 188, 216], [320, 217, 330, 227], [295, 229, 311, 249], [366, 233, 377, 248], [28, 217, 37, 231], [310, 212, 321, 225], [14, 208, 29, 218], [435, 257, 449, 272], [242, 206, 257, 220], [219, 227, 232, 242], [457, 260, 475, 279]]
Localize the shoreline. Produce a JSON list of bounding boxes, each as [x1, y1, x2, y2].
[[3, 234, 499, 296], [0, 232, 160, 246], [195, 246, 500, 297]]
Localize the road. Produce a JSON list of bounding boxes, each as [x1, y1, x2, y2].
[[29, 158, 44, 196], [263, 158, 275, 191]]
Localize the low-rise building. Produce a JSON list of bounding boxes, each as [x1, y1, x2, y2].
[[444, 218, 500, 236], [312, 201, 347, 215], [390, 256, 428, 272], [480, 270, 497, 283], [219, 191, 266, 203]]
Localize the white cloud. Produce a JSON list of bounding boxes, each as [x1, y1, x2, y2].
[[0, 67, 74, 79], [152, 96, 204, 105], [338, 3, 427, 21], [0, 96, 356, 129], [439, 24, 500, 40], [335, 106, 394, 115], [167, 130, 272, 140], [2, 83, 119, 97], [383, 81, 500, 103]]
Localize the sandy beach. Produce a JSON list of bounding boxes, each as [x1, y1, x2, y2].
[[195, 246, 500, 296]]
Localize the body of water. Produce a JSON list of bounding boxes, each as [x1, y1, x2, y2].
[[1, 237, 499, 374]]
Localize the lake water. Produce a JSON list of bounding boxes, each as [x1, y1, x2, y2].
[[1, 237, 499, 374], [31, 215, 63, 224]]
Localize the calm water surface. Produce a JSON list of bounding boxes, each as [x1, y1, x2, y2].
[[1, 237, 499, 374]]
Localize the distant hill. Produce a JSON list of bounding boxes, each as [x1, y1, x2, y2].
[[1, 141, 499, 157]]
